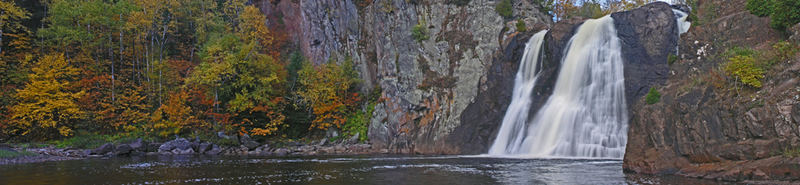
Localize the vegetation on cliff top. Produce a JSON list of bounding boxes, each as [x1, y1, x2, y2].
[[746, 0, 800, 30]]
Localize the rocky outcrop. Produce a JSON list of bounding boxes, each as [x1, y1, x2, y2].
[[257, 0, 552, 154], [623, 0, 800, 182], [612, 2, 677, 106]]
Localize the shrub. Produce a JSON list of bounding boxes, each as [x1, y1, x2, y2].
[[412, 20, 429, 42], [784, 146, 800, 157], [724, 55, 764, 88], [771, 41, 798, 64], [770, 0, 800, 30], [645, 87, 661, 105], [516, 19, 527, 32], [0, 149, 36, 158], [746, 0, 774, 17], [746, 0, 800, 30], [50, 133, 108, 149], [668, 53, 678, 65], [495, 0, 513, 19]]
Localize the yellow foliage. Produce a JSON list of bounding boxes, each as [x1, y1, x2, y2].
[[10, 53, 85, 139], [238, 6, 273, 47], [149, 90, 201, 137], [297, 60, 359, 130]]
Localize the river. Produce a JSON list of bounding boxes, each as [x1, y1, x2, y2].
[[0, 155, 729, 184]]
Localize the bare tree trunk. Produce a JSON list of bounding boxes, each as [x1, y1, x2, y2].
[[110, 31, 115, 103], [0, 29, 4, 55], [157, 15, 170, 106]]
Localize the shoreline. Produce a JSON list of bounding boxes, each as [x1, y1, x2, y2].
[[0, 137, 377, 166]]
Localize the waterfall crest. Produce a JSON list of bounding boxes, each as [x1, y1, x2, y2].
[[489, 15, 628, 159]]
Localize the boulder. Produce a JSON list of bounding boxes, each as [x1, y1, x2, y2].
[[274, 148, 289, 156], [204, 145, 222, 155], [171, 148, 195, 155], [158, 138, 192, 152], [90, 143, 115, 155], [344, 133, 360, 145], [238, 134, 260, 150], [194, 142, 212, 154], [128, 138, 145, 152], [146, 142, 161, 153], [114, 144, 133, 155]]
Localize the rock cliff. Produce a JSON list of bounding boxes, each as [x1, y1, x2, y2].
[[623, 0, 800, 182], [258, 0, 553, 154]]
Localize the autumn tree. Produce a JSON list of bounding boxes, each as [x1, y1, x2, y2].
[[297, 58, 360, 131], [9, 54, 85, 140], [0, 1, 33, 135], [186, 3, 287, 136], [150, 90, 201, 138]]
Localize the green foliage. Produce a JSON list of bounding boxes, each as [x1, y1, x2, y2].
[[771, 41, 799, 64], [516, 19, 527, 32], [0, 149, 36, 158], [577, 0, 604, 19], [668, 53, 679, 65], [724, 55, 765, 88], [645, 87, 661, 105], [746, 0, 775, 17], [50, 133, 108, 149], [770, 0, 800, 30], [784, 146, 800, 158], [746, 0, 800, 30], [495, 0, 513, 19], [411, 20, 429, 42]]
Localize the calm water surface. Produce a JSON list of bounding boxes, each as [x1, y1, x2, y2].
[[0, 155, 729, 184]]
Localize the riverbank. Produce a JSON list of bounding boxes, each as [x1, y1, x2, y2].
[[0, 136, 376, 165]]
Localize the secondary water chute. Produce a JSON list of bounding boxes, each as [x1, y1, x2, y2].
[[488, 30, 548, 155], [489, 15, 628, 159]]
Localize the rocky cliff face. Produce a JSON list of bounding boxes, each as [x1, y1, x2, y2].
[[258, 0, 553, 154], [623, 0, 800, 182]]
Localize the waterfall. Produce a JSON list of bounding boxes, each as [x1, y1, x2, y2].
[[488, 30, 548, 155], [489, 15, 628, 159]]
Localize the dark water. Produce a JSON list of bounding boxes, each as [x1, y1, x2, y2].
[[0, 155, 728, 185]]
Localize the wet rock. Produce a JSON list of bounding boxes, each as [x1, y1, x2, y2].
[[317, 138, 327, 146], [239, 135, 260, 150], [194, 142, 212, 154], [274, 148, 289, 156], [318, 146, 334, 154], [344, 133, 359, 145], [205, 145, 222, 155], [114, 144, 133, 156], [171, 148, 194, 155], [128, 138, 145, 152], [146, 142, 161, 153], [158, 138, 191, 153], [90, 143, 114, 155]]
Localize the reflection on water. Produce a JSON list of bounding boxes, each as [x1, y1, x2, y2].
[[0, 155, 729, 184]]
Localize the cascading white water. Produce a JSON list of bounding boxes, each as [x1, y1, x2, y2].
[[674, 10, 691, 34], [488, 30, 549, 155], [489, 15, 628, 159]]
